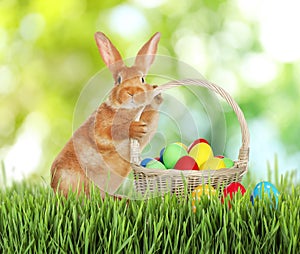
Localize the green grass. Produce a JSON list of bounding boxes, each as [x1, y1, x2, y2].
[[0, 160, 299, 253]]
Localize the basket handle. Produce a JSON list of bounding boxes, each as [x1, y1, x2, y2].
[[130, 79, 250, 167]]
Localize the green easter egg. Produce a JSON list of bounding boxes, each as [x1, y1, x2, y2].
[[163, 143, 188, 169], [223, 157, 234, 168], [146, 160, 166, 169]]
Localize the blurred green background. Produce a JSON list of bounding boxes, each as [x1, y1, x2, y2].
[[1, 0, 299, 185]]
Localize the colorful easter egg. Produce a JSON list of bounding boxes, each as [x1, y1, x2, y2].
[[223, 157, 234, 168], [159, 147, 165, 163], [188, 138, 209, 152], [251, 181, 280, 208], [189, 143, 213, 168], [221, 182, 246, 207], [192, 184, 216, 212], [200, 157, 225, 170], [146, 160, 166, 169], [174, 156, 199, 170], [140, 158, 153, 167], [163, 143, 188, 169]]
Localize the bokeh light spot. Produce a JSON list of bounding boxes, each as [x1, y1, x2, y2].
[[109, 5, 148, 37], [240, 53, 278, 87], [0, 66, 16, 94], [175, 34, 207, 73], [131, 0, 166, 8], [19, 13, 45, 41]]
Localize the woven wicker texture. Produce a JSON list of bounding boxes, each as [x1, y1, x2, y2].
[[131, 79, 250, 198]]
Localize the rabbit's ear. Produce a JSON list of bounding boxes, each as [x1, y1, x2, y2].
[[134, 32, 161, 75], [94, 32, 124, 74]]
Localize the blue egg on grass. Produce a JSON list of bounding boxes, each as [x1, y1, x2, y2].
[[251, 181, 280, 208], [140, 158, 153, 167]]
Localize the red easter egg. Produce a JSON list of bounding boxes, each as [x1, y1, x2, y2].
[[215, 155, 224, 159], [221, 182, 246, 207], [188, 138, 209, 152], [174, 156, 199, 170], [154, 157, 161, 161]]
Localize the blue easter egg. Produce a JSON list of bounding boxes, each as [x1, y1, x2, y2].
[[251, 181, 280, 208], [159, 147, 165, 164], [140, 158, 153, 167]]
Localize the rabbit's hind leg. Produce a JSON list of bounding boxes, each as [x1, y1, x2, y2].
[[51, 167, 90, 198]]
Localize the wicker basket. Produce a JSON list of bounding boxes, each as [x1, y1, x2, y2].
[[130, 79, 250, 198]]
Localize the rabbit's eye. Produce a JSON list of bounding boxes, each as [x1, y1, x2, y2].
[[141, 76, 145, 83], [117, 76, 122, 85]]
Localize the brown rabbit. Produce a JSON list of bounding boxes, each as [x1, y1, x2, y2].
[[51, 32, 162, 198]]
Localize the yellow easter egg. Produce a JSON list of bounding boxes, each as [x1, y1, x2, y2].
[[191, 184, 216, 213], [200, 157, 226, 170], [189, 143, 213, 168], [175, 142, 188, 151]]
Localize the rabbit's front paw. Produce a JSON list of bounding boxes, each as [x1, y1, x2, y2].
[[129, 121, 147, 139]]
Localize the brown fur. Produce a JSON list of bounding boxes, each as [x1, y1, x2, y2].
[[50, 32, 162, 198]]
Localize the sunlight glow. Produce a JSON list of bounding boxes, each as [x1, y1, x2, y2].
[[3, 112, 49, 183], [238, 0, 300, 62], [240, 53, 278, 87], [109, 5, 148, 37], [259, 0, 300, 62], [5, 130, 42, 182]]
